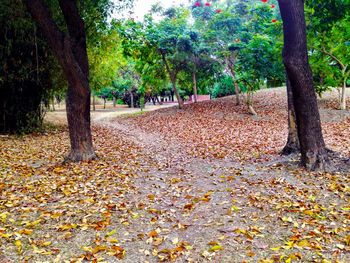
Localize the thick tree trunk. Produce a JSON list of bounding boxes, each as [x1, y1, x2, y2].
[[192, 71, 198, 103], [26, 0, 96, 162], [65, 85, 95, 161], [281, 76, 300, 155], [278, 0, 329, 170]]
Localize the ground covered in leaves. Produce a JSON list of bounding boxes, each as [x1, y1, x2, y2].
[[0, 89, 349, 262]]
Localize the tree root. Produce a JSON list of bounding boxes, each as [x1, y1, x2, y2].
[[281, 143, 300, 156], [63, 150, 98, 163], [303, 150, 331, 172]]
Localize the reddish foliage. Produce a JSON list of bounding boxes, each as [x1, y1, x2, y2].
[[194, 1, 201, 7], [123, 90, 350, 162], [261, 0, 268, 3], [272, 19, 277, 23], [215, 9, 222, 13], [205, 2, 211, 6], [271, 4, 276, 8]]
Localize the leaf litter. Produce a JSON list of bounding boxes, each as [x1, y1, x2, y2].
[[0, 89, 349, 262]]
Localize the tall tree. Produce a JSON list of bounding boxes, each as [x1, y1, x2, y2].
[[25, 0, 96, 162], [278, 0, 329, 170]]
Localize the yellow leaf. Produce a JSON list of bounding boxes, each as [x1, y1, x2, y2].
[[231, 205, 241, 212], [82, 246, 93, 252], [106, 237, 119, 243], [0, 233, 12, 239], [42, 241, 52, 247], [271, 246, 281, 251], [297, 239, 311, 248], [92, 245, 107, 254], [0, 212, 9, 223], [15, 240, 22, 254], [19, 229, 33, 235], [209, 244, 223, 252], [106, 229, 117, 237], [344, 235, 350, 246]]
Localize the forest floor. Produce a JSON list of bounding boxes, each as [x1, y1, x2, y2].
[[0, 88, 350, 262]]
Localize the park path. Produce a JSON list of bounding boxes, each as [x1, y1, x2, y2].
[[92, 114, 312, 262], [42, 89, 350, 262]]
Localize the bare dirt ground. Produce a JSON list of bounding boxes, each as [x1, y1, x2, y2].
[[0, 88, 349, 262]]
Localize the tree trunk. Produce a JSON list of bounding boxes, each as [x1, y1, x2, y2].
[[103, 98, 106, 109], [156, 96, 162, 105], [171, 79, 184, 109], [161, 53, 184, 109], [226, 57, 240, 105], [92, 95, 96, 111], [281, 76, 300, 155], [65, 84, 95, 161], [25, 0, 96, 162], [113, 97, 116, 107], [192, 71, 198, 103], [278, 0, 329, 170], [246, 91, 257, 116], [340, 78, 347, 110], [130, 90, 134, 108]]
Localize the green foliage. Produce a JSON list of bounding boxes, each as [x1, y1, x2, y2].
[[307, 0, 350, 95], [0, 0, 58, 133], [211, 75, 235, 98]]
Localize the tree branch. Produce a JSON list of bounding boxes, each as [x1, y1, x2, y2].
[[321, 47, 345, 70], [25, 0, 65, 63]]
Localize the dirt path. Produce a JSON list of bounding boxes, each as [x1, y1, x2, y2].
[[45, 103, 178, 125], [94, 115, 349, 262], [36, 88, 350, 262]]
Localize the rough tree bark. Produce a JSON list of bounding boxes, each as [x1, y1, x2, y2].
[[26, 0, 96, 162], [161, 53, 184, 109], [278, 0, 329, 170], [281, 76, 300, 155]]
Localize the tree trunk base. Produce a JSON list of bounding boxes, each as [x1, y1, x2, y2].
[[248, 105, 257, 116], [235, 94, 240, 106], [281, 143, 300, 155], [64, 150, 97, 163], [303, 150, 330, 171]]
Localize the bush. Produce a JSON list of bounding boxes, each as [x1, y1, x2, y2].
[[211, 75, 235, 98]]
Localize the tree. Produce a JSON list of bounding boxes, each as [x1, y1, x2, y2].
[[195, 1, 243, 105], [306, 1, 350, 110], [0, 0, 63, 133], [278, 0, 329, 170], [88, 27, 126, 107], [25, 0, 96, 162]]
